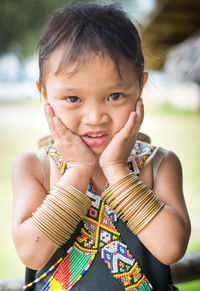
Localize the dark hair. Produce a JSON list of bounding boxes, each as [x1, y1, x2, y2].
[[39, 2, 144, 87]]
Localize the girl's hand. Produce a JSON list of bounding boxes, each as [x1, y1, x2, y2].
[[44, 104, 96, 170], [99, 98, 143, 176]]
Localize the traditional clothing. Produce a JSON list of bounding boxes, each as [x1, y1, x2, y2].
[[25, 142, 176, 291]]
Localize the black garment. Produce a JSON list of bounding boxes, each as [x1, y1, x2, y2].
[[25, 219, 172, 291]]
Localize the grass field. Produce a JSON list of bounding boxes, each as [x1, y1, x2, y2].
[[0, 100, 199, 289]]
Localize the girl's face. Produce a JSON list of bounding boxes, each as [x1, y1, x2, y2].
[[40, 48, 145, 156]]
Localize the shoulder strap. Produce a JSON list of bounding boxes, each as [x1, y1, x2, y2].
[[152, 147, 167, 187], [35, 147, 50, 193]]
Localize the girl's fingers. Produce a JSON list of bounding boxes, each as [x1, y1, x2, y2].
[[44, 104, 57, 137], [53, 116, 79, 145], [44, 104, 79, 145], [122, 111, 136, 136], [136, 98, 144, 123], [133, 98, 144, 132], [44, 104, 55, 126], [118, 98, 143, 139], [53, 116, 69, 136]]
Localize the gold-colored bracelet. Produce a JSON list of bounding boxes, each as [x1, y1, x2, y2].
[[109, 180, 142, 210], [29, 183, 91, 247], [120, 188, 151, 221], [43, 200, 75, 232], [30, 218, 63, 246], [129, 201, 164, 234], [49, 194, 81, 223], [39, 206, 68, 232], [31, 213, 66, 244], [32, 204, 71, 239], [127, 194, 158, 227], [115, 183, 147, 218], [57, 182, 91, 208], [101, 173, 164, 235], [103, 173, 136, 203], [53, 187, 89, 215], [50, 187, 84, 217], [34, 212, 68, 240], [45, 194, 80, 227], [104, 178, 139, 209]]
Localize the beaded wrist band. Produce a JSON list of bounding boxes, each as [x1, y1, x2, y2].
[[29, 183, 91, 247], [101, 173, 164, 235]]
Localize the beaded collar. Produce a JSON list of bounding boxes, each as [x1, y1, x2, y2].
[[24, 141, 155, 290]]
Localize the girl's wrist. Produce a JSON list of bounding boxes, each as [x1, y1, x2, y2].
[[102, 165, 129, 186], [60, 166, 93, 193], [64, 165, 94, 178], [67, 162, 95, 174]]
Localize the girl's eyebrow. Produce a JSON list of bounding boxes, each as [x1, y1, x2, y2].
[[54, 84, 79, 92], [58, 86, 77, 92], [57, 80, 135, 92]]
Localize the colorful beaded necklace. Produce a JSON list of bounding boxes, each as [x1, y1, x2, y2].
[[24, 141, 155, 290]]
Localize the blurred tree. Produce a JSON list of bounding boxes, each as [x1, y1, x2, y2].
[[0, 0, 92, 58], [0, 0, 140, 59]]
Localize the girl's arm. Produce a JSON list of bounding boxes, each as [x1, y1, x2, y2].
[[12, 152, 93, 270], [139, 150, 191, 265], [102, 151, 191, 265], [12, 105, 95, 270], [100, 99, 190, 265]]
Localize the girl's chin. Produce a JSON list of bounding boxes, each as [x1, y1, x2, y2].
[[89, 145, 106, 157], [88, 142, 110, 157]]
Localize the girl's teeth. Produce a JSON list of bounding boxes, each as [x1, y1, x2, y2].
[[88, 134, 103, 137]]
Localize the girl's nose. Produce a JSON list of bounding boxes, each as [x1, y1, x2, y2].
[[82, 106, 110, 125]]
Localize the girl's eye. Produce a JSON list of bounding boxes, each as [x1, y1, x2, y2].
[[107, 93, 122, 101], [66, 96, 81, 103]]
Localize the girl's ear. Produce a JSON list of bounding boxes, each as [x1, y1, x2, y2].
[[143, 72, 148, 87], [139, 72, 148, 97], [36, 81, 48, 102], [36, 81, 41, 93]]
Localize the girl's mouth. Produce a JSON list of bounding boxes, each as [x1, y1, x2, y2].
[[81, 131, 108, 146]]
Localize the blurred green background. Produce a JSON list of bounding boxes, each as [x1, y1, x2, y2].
[[0, 0, 200, 289]]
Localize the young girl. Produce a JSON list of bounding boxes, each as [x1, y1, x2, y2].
[[12, 3, 191, 291]]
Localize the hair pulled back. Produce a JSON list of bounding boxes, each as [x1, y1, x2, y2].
[[39, 3, 144, 87]]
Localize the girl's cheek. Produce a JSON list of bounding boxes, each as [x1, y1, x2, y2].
[[118, 108, 133, 129], [114, 115, 128, 132], [60, 113, 78, 132]]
